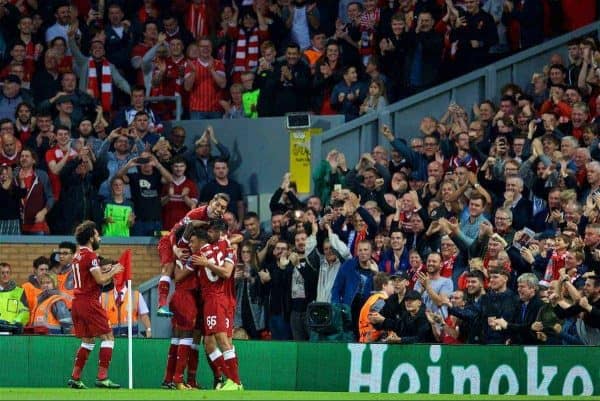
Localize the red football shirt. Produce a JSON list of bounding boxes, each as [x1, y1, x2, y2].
[[185, 58, 225, 112], [72, 246, 101, 300], [45, 146, 78, 200], [177, 258, 199, 291], [161, 177, 199, 231], [215, 238, 236, 307], [197, 243, 232, 297]]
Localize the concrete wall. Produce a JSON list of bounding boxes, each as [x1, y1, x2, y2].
[[173, 115, 345, 196]]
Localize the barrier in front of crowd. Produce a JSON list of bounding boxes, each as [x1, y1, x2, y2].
[[146, 95, 182, 121], [2, 336, 597, 395]]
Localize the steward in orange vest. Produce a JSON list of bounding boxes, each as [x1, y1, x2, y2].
[[56, 266, 74, 309], [22, 256, 51, 323], [358, 272, 395, 343], [30, 274, 72, 334], [101, 288, 151, 337]]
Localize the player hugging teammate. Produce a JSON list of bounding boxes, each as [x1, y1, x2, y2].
[[158, 193, 243, 390]]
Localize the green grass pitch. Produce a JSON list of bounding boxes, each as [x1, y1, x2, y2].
[[1, 389, 599, 401]]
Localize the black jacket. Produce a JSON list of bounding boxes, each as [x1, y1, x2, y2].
[[379, 304, 435, 344], [451, 9, 499, 73], [378, 293, 406, 323], [262, 259, 291, 320], [449, 295, 486, 344], [504, 295, 545, 344], [402, 29, 443, 89], [450, 289, 520, 344], [272, 60, 311, 115], [507, 197, 533, 231], [479, 289, 521, 344], [554, 296, 600, 329], [50, 157, 108, 235], [255, 67, 278, 117], [104, 25, 134, 71]]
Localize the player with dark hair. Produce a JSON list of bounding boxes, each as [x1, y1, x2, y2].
[[156, 193, 230, 317], [162, 225, 208, 390], [192, 220, 243, 390], [68, 221, 124, 389]]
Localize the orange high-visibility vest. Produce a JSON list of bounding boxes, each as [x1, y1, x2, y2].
[[358, 292, 389, 343], [22, 282, 42, 323], [101, 290, 139, 334], [57, 271, 74, 309], [31, 294, 71, 334]]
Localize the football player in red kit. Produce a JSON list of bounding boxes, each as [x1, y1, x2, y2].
[[156, 193, 230, 317], [68, 221, 124, 389], [163, 225, 208, 391], [207, 220, 238, 339], [190, 224, 243, 391]]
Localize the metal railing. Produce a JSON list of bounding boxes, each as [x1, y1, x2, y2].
[[145, 95, 182, 121], [314, 22, 600, 157]]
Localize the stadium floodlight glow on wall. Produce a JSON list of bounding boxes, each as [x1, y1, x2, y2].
[[286, 113, 311, 130]]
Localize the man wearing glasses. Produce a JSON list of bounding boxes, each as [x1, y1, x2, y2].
[[55, 241, 77, 304], [168, 126, 188, 156]]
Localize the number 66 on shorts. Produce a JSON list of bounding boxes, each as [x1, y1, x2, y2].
[[202, 299, 229, 335]]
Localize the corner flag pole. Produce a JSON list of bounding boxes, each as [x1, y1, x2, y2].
[[127, 279, 133, 389]]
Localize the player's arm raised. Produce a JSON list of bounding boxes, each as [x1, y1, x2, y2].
[[91, 263, 124, 285]]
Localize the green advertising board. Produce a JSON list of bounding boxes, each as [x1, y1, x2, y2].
[[1, 337, 598, 396]]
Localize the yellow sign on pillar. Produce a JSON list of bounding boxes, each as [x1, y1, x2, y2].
[[289, 128, 321, 194]]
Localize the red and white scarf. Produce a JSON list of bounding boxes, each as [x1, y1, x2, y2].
[[87, 58, 112, 111], [441, 255, 456, 278], [233, 28, 260, 73], [187, 2, 207, 39]]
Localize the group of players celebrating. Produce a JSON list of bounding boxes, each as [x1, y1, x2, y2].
[[67, 193, 243, 391]]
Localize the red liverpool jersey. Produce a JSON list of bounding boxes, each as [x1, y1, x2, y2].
[[71, 246, 101, 300]]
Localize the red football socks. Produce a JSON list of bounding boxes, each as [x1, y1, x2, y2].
[[157, 280, 170, 307], [222, 348, 241, 385], [173, 338, 192, 383], [97, 340, 114, 380], [71, 343, 94, 380], [206, 349, 224, 382], [163, 339, 179, 383], [186, 344, 199, 386]]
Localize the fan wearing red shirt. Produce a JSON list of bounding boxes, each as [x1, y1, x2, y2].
[[156, 193, 230, 316], [151, 38, 187, 120], [67, 221, 124, 389], [183, 37, 226, 120], [160, 156, 199, 230], [131, 21, 159, 86], [191, 226, 242, 390], [45, 125, 78, 200]]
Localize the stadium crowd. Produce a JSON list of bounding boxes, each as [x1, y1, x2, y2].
[[0, 0, 599, 362]]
